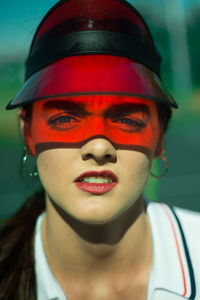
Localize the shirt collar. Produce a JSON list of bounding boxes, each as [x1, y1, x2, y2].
[[146, 201, 194, 299], [34, 202, 194, 300], [34, 213, 67, 300]]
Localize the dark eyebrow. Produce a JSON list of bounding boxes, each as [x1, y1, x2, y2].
[[42, 100, 150, 117], [42, 100, 88, 116], [104, 103, 150, 118]]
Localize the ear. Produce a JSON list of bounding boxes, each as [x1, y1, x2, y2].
[[154, 133, 165, 158], [18, 109, 36, 157]]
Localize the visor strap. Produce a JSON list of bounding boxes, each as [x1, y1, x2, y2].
[[25, 30, 161, 80]]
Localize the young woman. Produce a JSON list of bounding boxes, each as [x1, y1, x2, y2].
[[1, 0, 200, 299]]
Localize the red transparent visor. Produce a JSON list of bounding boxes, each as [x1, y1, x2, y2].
[[8, 55, 177, 109], [26, 95, 161, 158]]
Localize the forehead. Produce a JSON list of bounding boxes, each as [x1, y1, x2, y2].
[[32, 95, 157, 114]]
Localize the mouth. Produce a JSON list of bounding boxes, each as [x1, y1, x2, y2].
[[74, 170, 118, 194]]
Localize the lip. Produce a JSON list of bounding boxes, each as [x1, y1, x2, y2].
[[74, 170, 118, 194], [75, 170, 118, 183]]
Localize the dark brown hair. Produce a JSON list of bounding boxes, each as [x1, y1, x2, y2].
[[156, 101, 172, 133], [0, 190, 45, 300]]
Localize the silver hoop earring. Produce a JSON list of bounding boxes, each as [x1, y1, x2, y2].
[[22, 147, 38, 177], [150, 155, 168, 179]]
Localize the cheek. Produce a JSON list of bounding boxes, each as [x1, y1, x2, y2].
[[133, 155, 151, 187], [123, 151, 151, 176], [36, 150, 75, 191], [37, 152, 58, 191], [119, 152, 151, 197]]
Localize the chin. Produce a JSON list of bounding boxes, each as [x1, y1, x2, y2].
[[70, 200, 134, 225], [73, 208, 118, 225]]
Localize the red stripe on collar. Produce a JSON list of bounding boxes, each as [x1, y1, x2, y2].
[[160, 203, 187, 297]]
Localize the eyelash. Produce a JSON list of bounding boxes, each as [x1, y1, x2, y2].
[[111, 117, 146, 131], [48, 113, 80, 130], [47, 114, 146, 132]]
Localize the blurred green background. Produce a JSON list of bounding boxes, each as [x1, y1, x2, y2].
[[0, 0, 200, 219]]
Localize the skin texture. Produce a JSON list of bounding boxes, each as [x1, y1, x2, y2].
[[20, 96, 164, 299], [23, 96, 163, 227], [38, 145, 150, 225], [24, 95, 162, 157]]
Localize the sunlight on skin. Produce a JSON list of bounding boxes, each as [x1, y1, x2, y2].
[[21, 95, 163, 226]]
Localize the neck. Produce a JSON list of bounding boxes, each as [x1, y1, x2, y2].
[[42, 195, 152, 276], [48, 193, 145, 244]]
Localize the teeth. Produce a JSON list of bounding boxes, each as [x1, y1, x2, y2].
[[80, 177, 113, 183]]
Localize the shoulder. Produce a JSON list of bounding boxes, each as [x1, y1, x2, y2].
[[147, 200, 200, 236], [153, 203, 200, 253], [167, 204, 200, 299], [147, 200, 200, 247], [174, 206, 200, 298], [173, 206, 200, 241], [147, 200, 200, 266], [147, 201, 200, 298], [173, 206, 200, 254]]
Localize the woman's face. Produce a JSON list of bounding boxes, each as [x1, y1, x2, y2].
[[24, 95, 163, 224]]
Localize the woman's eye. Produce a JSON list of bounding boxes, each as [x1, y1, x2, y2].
[[48, 114, 80, 130], [112, 117, 146, 131]]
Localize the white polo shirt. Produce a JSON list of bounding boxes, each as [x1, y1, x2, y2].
[[34, 201, 200, 300]]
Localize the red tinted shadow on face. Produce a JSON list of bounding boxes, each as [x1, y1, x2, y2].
[[25, 95, 161, 158]]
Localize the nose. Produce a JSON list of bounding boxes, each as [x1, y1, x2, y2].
[[81, 138, 117, 164]]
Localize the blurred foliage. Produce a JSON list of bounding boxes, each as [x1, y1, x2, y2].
[[187, 6, 200, 86], [0, 60, 23, 140], [135, 2, 200, 85]]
